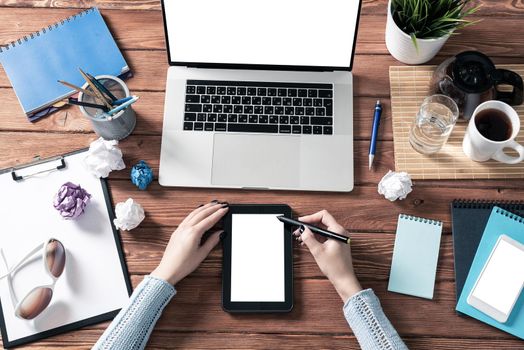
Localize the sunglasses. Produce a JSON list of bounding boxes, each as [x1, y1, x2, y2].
[[0, 238, 66, 320]]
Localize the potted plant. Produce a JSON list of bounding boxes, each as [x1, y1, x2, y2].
[[386, 0, 479, 65]]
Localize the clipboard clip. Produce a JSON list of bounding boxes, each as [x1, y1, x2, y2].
[[11, 157, 66, 181]]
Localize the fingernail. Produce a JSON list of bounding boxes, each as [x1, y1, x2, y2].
[[299, 225, 305, 233], [219, 201, 229, 205], [221, 203, 229, 208], [197, 204, 204, 208], [211, 200, 219, 203]]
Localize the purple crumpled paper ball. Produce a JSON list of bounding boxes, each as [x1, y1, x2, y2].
[[53, 182, 91, 219]]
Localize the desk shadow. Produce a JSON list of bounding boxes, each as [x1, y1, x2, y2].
[[33, 300, 70, 330], [228, 278, 305, 321], [64, 251, 82, 294], [75, 203, 105, 234]]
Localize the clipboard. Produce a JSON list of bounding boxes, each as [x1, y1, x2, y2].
[[0, 148, 132, 348]]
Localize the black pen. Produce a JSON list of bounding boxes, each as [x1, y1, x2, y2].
[[277, 215, 350, 244], [67, 98, 109, 111], [86, 72, 118, 102]]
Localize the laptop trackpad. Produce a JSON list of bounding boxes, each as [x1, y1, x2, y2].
[[211, 134, 300, 189]]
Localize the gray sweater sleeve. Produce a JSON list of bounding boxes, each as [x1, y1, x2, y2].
[[93, 279, 405, 350], [93, 275, 176, 350], [343, 288, 408, 350]]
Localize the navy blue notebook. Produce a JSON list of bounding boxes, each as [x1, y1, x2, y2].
[[0, 8, 130, 121], [451, 200, 524, 306]]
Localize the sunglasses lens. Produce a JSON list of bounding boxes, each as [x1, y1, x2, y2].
[[16, 287, 53, 320], [46, 239, 66, 278]]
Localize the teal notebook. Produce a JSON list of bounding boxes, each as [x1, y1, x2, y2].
[[388, 214, 443, 299], [456, 207, 524, 339], [0, 8, 130, 121]]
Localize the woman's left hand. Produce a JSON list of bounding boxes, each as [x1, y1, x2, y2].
[[151, 201, 229, 285]]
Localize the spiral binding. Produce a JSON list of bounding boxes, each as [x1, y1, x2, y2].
[[452, 199, 524, 210], [399, 214, 442, 226], [0, 8, 96, 53], [495, 207, 524, 224]]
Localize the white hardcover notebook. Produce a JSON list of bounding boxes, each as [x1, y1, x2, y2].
[[0, 149, 131, 348]]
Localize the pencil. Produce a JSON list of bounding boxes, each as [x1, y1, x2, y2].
[[78, 68, 112, 109], [58, 80, 98, 99], [277, 215, 350, 244]]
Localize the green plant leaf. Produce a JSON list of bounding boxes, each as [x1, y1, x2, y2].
[[391, 0, 481, 39], [410, 33, 419, 53]]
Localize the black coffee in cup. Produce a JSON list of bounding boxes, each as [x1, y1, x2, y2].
[[474, 108, 513, 142]]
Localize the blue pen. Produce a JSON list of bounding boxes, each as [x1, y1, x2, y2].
[[368, 100, 382, 170], [112, 96, 134, 106], [105, 96, 139, 117]]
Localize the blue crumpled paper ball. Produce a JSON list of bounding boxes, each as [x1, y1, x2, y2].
[[130, 160, 153, 190]]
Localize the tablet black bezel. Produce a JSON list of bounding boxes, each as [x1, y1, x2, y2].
[[222, 204, 293, 313]]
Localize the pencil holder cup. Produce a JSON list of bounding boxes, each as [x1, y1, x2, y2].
[[78, 75, 136, 141]]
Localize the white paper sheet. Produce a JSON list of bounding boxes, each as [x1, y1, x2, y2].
[[0, 151, 129, 342], [230, 214, 285, 302]]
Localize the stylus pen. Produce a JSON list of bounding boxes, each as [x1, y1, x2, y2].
[[277, 216, 350, 244]]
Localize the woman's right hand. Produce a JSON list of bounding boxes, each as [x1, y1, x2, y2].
[[296, 210, 362, 303]]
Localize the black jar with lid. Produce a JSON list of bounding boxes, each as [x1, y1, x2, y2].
[[430, 51, 523, 120]]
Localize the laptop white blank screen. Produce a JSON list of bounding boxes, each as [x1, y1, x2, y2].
[[162, 0, 360, 68]]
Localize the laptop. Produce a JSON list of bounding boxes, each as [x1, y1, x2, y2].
[[159, 0, 362, 192]]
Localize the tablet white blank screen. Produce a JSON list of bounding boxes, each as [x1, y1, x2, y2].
[[472, 238, 524, 314], [230, 214, 285, 302], [163, 0, 360, 68]]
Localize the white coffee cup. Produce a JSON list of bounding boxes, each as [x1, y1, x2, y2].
[[463, 101, 524, 164]]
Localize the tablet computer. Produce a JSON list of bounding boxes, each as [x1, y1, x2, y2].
[[222, 204, 293, 313]]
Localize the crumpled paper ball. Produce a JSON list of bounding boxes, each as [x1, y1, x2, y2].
[[131, 160, 153, 190], [84, 137, 125, 178], [113, 198, 145, 231], [378, 170, 413, 201], [53, 182, 91, 219]]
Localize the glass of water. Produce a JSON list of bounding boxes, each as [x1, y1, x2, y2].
[[409, 94, 459, 154]]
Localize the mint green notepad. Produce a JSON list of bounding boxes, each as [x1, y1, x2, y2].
[[388, 214, 443, 299], [456, 207, 524, 339]]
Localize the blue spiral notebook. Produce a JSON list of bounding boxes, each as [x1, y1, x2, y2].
[[388, 214, 443, 299], [456, 207, 524, 339], [0, 8, 130, 121]]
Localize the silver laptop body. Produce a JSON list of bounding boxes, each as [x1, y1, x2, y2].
[[159, 0, 362, 192]]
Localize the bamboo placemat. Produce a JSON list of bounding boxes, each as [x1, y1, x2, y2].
[[389, 65, 524, 180]]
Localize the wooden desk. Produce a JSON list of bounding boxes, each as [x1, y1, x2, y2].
[[1, 1, 524, 348]]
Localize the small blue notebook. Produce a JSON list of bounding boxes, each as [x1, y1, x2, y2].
[[456, 207, 524, 339], [388, 214, 443, 299], [0, 8, 130, 121]]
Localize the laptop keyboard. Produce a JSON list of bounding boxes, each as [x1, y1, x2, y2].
[[183, 80, 334, 135]]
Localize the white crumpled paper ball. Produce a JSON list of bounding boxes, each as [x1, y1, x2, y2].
[[378, 170, 413, 201], [113, 198, 145, 231], [84, 137, 126, 178]]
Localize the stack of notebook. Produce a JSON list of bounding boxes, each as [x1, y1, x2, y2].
[[451, 200, 524, 338]]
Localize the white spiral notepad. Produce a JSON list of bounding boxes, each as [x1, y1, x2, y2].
[[388, 214, 443, 299]]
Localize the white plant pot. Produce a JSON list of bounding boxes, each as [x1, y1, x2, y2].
[[385, 0, 450, 65]]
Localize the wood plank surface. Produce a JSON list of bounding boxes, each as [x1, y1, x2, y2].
[[121, 228, 456, 281], [1, 0, 524, 349], [1, 9, 524, 57], [1, 52, 524, 99], [2, 0, 524, 17], [18, 331, 524, 350], [2, 132, 524, 189]]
